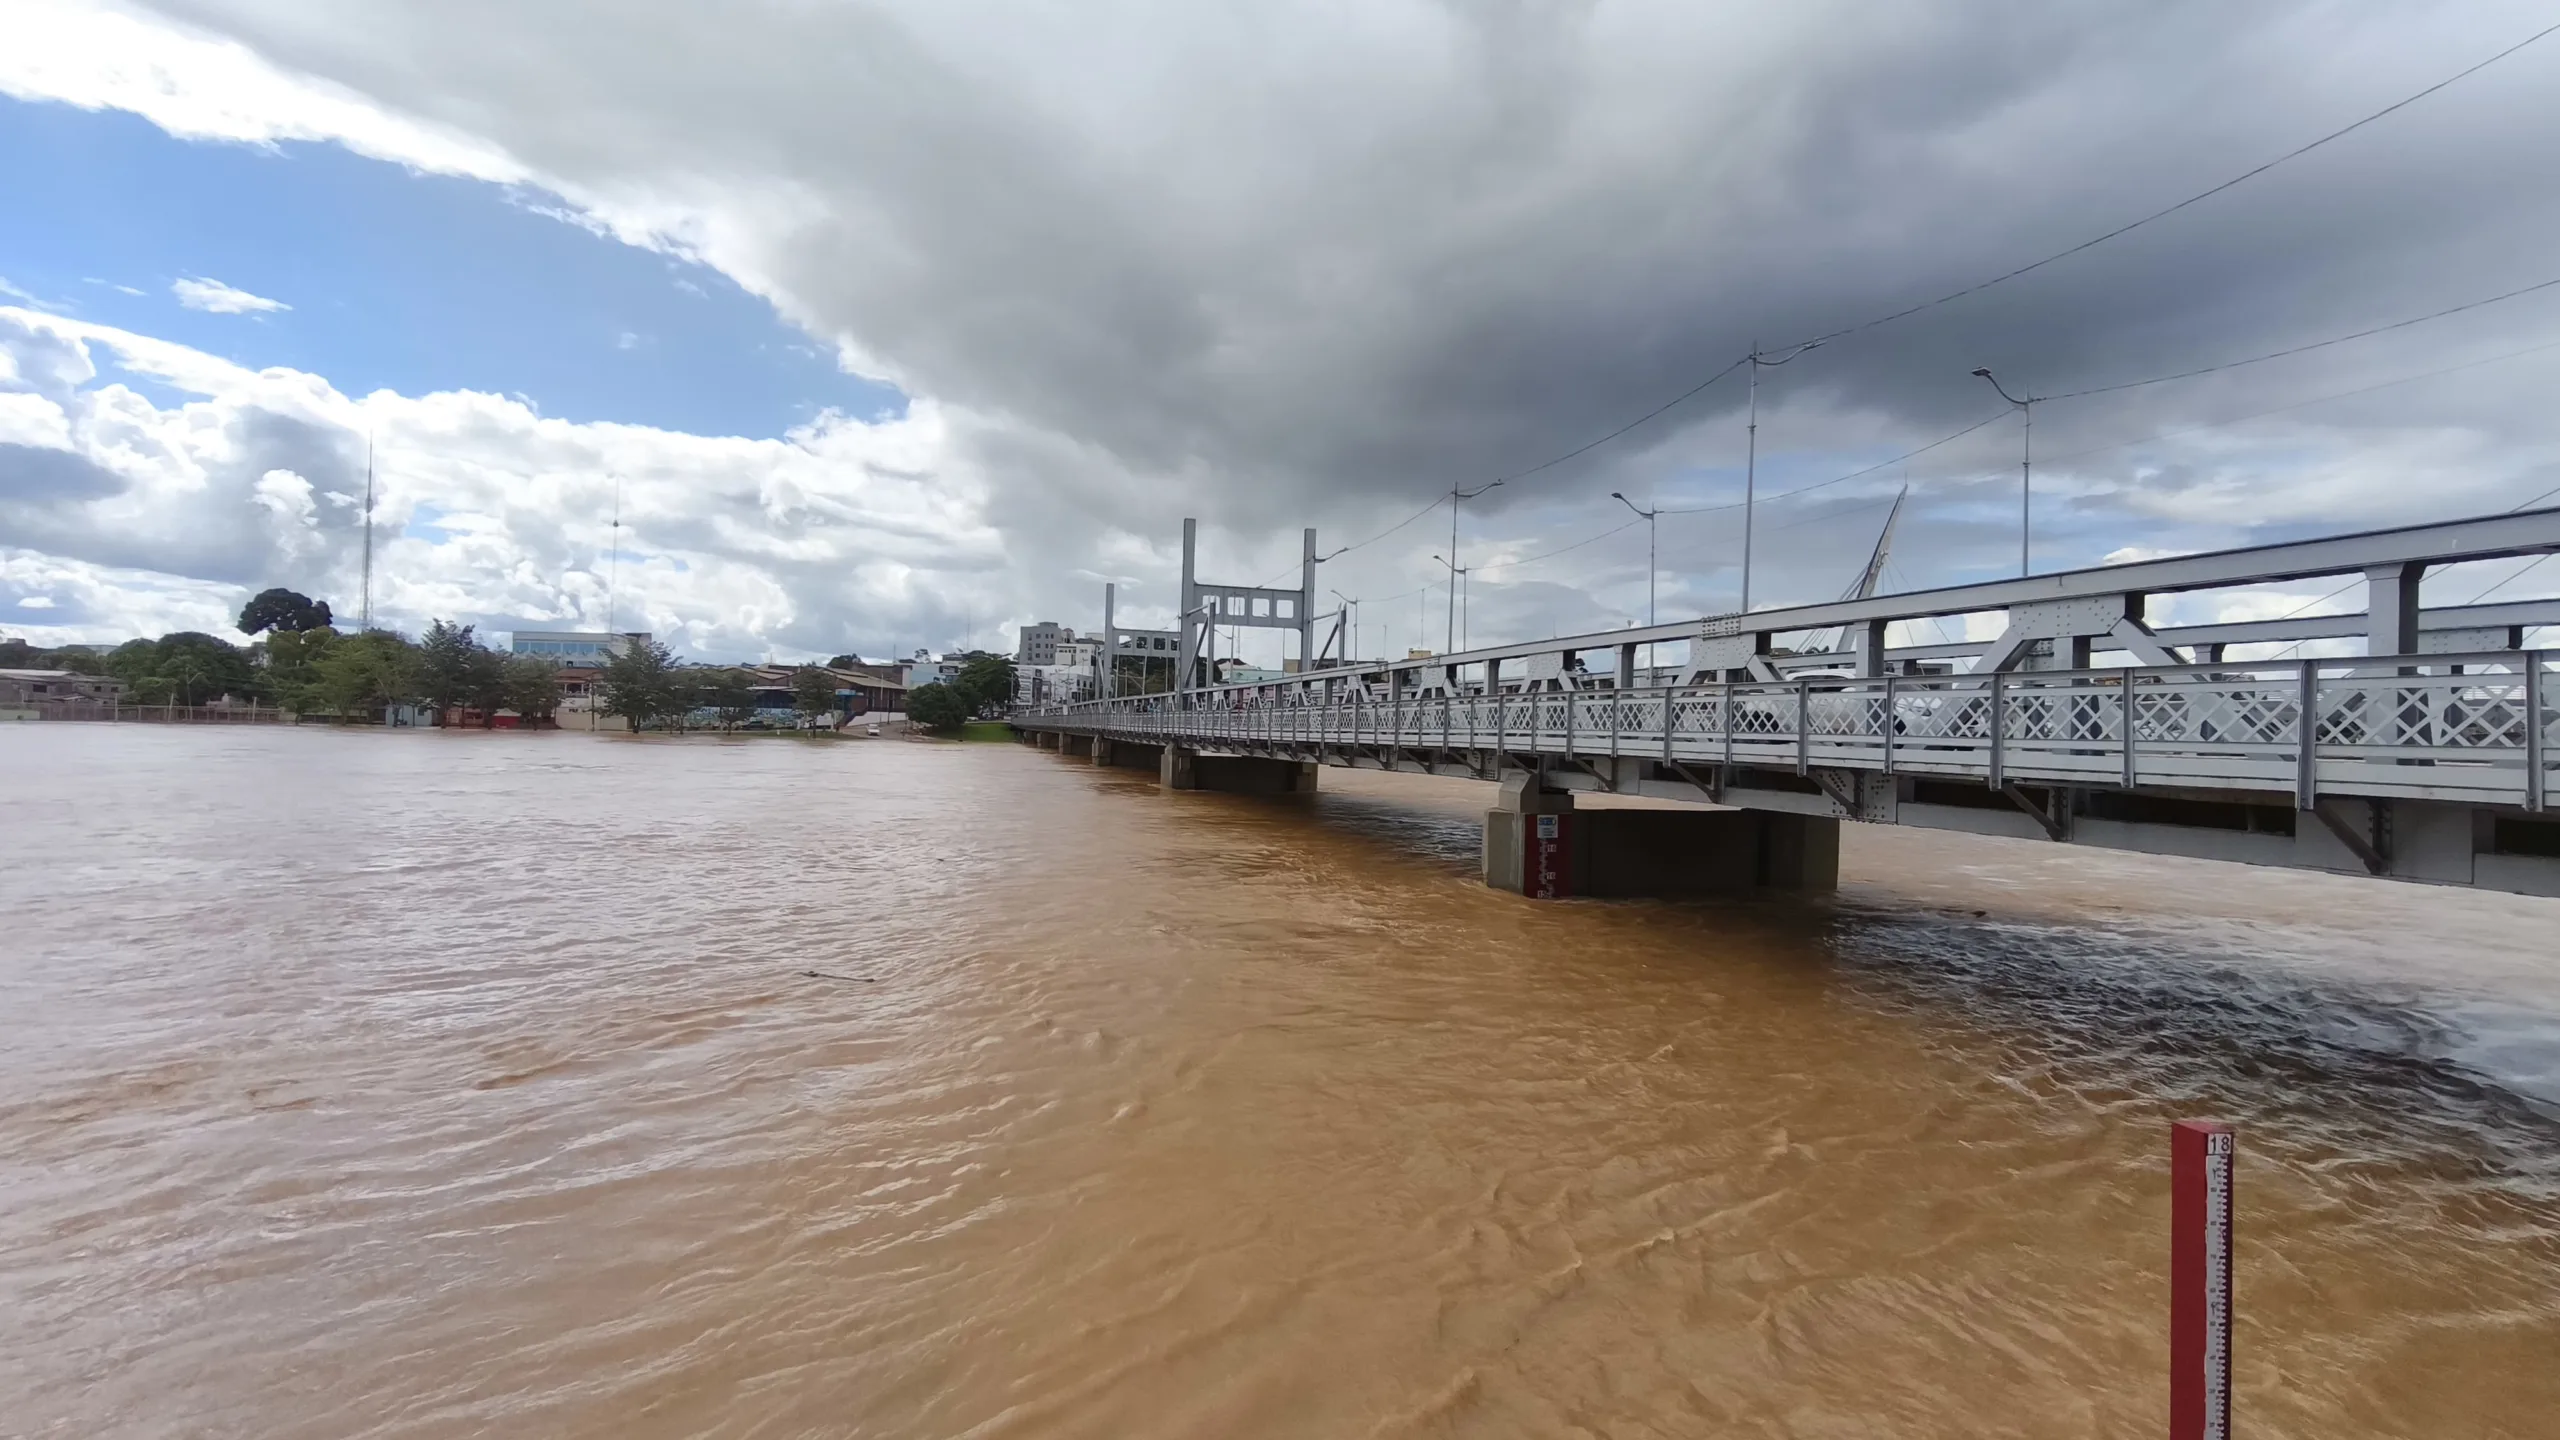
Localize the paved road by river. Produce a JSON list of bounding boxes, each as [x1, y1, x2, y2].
[[4, 724, 2554, 1438]]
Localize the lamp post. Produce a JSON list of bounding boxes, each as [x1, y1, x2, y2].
[[1330, 588, 1359, 664], [1432, 555, 1470, 651], [1972, 367, 2037, 577], [1447, 479, 1502, 655], [1610, 491, 1659, 627]]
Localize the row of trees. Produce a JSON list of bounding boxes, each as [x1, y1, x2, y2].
[[8, 584, 1018, 734], [256, 622, 561, 722], [591, 638, 845, 733], [0, 623, 555, 720]]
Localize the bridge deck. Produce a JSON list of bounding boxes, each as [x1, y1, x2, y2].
[[1023, 652, 2554, 814]]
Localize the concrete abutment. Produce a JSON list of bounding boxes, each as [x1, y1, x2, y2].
[[1483, 775, 1837, 899]]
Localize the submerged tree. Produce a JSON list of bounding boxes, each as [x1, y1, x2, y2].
[[905, 680, 969, 733], [702, 669, 758, 730], [308, 631, 420, 719], [502, 655, 562, 725], [261, 627, 337, 712], [108, 632, 262, 706], [415, 620, 487, 720], [597, 636, 684, 731], [791, 665, 840, 728]]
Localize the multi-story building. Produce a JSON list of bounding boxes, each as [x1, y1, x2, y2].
[[0, 669, 128, 711], [1016, 622, 1071, 666]]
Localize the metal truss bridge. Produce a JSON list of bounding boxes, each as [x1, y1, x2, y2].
[[1019, 508, 2560, 898]]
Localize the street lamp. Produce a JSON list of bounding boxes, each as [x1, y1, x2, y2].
[[1447, 479, 1501, 654], [1432, 554, 1470, 651], [1972, 367, 2037, 577], [1329, 588, 1359, 664], [1610, 491, 1658, 627]]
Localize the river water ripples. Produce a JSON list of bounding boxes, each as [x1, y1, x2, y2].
[[3, 724, 2554, 1437]]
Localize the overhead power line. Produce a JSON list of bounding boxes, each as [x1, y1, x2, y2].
[[1473, 518, 1645, 575], [2043, 275, 2560, 400], [2044, 332, 2560, 462], [1786, 17, 2560, 350], [1656, 411, 2010, 515], [1494, 354, 1754, 486]]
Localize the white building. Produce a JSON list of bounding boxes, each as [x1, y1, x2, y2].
[[1017, 621, 1072, 666], [905, 649, 963, 689]]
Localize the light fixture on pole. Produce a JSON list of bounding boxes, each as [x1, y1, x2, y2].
[[1610, 491, 1659, 627], [1972, 367, 2037, 577], [1432, 554, 1470, 652], [1740, 341, 1818, 613], [1447, 479, 1502, 655]]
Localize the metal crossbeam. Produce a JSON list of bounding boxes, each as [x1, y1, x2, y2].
[[1222, 506, 2560, 684]]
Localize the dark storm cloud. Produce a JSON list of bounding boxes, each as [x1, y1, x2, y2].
[[89, 1, 2560, 638]]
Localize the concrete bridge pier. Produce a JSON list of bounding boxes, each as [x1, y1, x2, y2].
[[1031, 731, 1061, 750], [1484, 774, 1837, 899], [1089, 738, 1163, 770], [1059, 733, 1094, 758], [1160, 746, 1320, 794]]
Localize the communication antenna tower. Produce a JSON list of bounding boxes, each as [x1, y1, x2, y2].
[[360, 430, 375, 630], [604, 477, 623, 637]]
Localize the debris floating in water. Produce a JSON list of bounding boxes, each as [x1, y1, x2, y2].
[[801, 969, 877, 983]]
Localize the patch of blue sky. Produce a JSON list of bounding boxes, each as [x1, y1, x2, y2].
[[0, 97, 904, 438], [401, 502, 457, 544]]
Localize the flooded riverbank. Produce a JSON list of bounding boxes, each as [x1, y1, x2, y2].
[[4, 724, 2554, 1438]]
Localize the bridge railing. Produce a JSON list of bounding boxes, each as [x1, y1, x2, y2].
[[1024, 652, 2554, 811]]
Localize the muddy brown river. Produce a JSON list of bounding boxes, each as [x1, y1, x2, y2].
[[3, 724, 2555, 1437]]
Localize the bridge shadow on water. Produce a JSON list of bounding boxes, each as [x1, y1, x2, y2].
[[1244, 779, 2560, 1196], [1812, 900, 2560, 1191]]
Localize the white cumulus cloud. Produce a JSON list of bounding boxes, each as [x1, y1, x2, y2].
[[171, 276, 289, 314], [0, 304, 1034, 658]]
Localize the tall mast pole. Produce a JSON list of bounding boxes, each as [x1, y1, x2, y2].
[[1742, 344, 1759, 614], [360, 430, 375, 630], [1446, 487, 1459, 655], [2021, 397, 2034, 577], [604, 477, 622, 636]]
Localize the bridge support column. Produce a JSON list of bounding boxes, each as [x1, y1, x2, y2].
[[1483, 775, 1836, 899], [1059, 733, 1094, 757], [1092, 738, 1161, 768], [1160, 746, 1320, 793], [1032, 731, 1060, 750]]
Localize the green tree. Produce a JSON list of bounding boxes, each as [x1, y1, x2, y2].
[[906, 680, 969, 733], [791, 665, 840, 728], [703, 668, 758, 730], [262, 628, 338, 713], [953, 652, 1016, 715], [109, 632, 260, 706], [236, 587, 334, 635], [310, 631, 420, 719], [45, 645, 111, 676], [416, 620, 486, 719], [502, 655, 562, 725], [461, 645, 512, 725], [597, 636, 683, 731]]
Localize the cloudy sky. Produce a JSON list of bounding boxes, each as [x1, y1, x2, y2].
[[5, 0, 2559, 663]]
